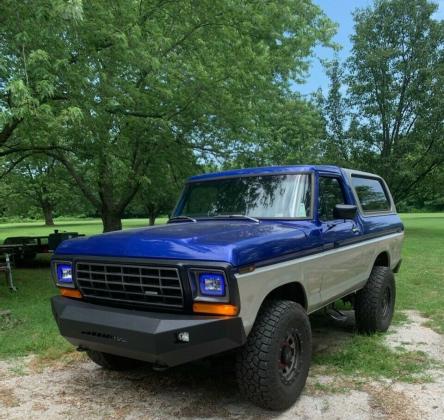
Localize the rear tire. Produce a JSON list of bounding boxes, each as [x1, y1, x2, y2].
[[86, 350, 144, 371], [236, 300, 312, 410], [355, 266, 396, 334]]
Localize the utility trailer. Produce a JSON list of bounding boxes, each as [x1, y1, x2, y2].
[[1, 230, 84, 266], [1, 230, 84, 292]]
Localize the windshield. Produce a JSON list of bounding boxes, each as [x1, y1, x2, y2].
[[174, 174, 312, 219]]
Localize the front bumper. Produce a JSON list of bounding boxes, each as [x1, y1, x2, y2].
[[51, 296, 246, 367]]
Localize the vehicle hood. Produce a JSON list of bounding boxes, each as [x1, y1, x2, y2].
[[55, 221, 317, 267]]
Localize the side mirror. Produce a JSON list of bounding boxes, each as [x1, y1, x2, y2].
[[333, 204, 357, 220]]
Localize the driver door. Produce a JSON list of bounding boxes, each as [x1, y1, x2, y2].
[[318, 175, 362, 303]]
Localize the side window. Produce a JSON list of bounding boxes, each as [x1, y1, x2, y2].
[[318, 177, 346, 220], [352, 176, 390, 212]]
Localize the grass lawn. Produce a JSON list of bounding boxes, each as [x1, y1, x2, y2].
[[0, 214, 443, 375], [396, 213, 444, 333]]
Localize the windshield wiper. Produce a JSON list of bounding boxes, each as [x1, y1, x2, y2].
[[213, 214, 260, 223], [167, 216, 197, 223]]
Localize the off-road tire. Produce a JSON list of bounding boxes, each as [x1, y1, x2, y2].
[[236, 300, 312, 410], [355, 266, 396, 334], [86, 350, 144, 371]]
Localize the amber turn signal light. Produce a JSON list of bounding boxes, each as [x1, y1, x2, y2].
[[59, 288, 82, 299], [193, 302, 238, 316]]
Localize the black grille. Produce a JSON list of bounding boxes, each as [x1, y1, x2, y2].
[[75, 262, 184, 309]]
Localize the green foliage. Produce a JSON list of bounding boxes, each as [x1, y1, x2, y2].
[[226, 94, 325, 167], [129, 150, 200, 224], [0, 157, 92, 223], [315, 58, 349, 164]]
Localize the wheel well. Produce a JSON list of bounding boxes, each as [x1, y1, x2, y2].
[[374, 251, 390, 267], [263, 282, 307, 310]]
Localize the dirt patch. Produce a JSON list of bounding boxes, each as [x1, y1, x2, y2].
[[0, 311, 442, 420], [385, 310, 444, 365], [0, 385, 19, 408], [366, 384, 422, 420]]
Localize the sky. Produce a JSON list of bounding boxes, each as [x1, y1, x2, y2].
[[297, 0, 444, 95]]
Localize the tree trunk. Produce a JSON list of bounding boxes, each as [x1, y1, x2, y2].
[[148, 214, 156, 226], [42, 200, 55, 226], [101, 211, 122, 232]]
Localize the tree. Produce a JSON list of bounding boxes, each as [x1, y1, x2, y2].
[[0, 1, 83, 152], [346, 0, 444, 202], [318, 59, 350, 164], [226, 92, 325, 168], [128, 147, 200, 225], [0, 156, 92, 223], [1, 0, 335, 231], [19, 160, 57, 226]]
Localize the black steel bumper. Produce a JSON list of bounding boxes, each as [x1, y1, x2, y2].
[[51, 296, 246, 367]]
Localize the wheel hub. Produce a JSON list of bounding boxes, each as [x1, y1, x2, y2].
[[279, 332, 301, 382], [282, 346, 292, 365]]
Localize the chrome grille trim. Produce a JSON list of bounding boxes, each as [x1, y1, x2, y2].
[[75, 262, 184, 309]]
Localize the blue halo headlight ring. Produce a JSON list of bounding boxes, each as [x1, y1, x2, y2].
[[56, 263, 73, 285], [198, 272, 226, 297]]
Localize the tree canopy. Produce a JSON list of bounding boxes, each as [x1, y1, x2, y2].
[[1, 0, 335, 230]]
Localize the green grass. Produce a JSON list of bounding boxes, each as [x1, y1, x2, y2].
[[0, 266, 72, 358], [313, 334, 433, 383], [396, 213, 444, 333], [0, 214, 443, 382]]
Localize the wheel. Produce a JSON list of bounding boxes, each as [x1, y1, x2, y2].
[[86, 350, 145, 371], [236, 300, 312, 410], [355, 266, 396, 334]]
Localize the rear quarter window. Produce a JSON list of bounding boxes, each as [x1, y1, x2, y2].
[[351, 176, 391, 213]]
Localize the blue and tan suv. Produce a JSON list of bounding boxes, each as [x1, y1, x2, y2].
[[51, 165, 404, 410]]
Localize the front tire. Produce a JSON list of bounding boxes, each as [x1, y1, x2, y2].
[[236, 300, 312, 410], [355, 266, 396, 334], [86, 350, 145, 371]]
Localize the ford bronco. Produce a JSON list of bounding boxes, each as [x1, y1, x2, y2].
[[51, 165, 403, 410]]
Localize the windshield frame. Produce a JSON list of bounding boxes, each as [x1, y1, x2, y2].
[[172, 171, 315, 221]]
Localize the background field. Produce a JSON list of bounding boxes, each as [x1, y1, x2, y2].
[[0, 214, 443, 366]]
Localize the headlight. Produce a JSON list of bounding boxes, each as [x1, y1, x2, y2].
[[189, 269, 229, 302], [53, 261, 74, 287], [199, 272, 225, 296]]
